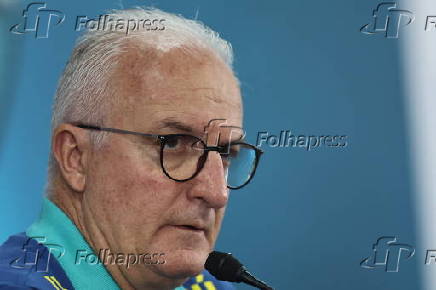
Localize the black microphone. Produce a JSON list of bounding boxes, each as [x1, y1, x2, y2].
[[205, 251, 274, 290]]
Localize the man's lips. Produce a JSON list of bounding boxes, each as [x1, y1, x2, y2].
[[171, 224, 207, 233], [174, 225, 202, 231]]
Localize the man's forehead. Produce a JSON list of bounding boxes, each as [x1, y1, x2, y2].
[[111, 91, 242, 137], [127, 88, 242, 122], [109, 44, 243, 132], [141, 87, 241, 107], [113, 43, 237, 87]]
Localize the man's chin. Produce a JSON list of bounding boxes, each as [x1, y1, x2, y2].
[[154, 248, 208, 279]]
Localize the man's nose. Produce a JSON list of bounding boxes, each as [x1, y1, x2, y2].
[[186, 151, 229, 208]]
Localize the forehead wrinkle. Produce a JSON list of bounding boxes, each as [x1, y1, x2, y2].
[[143, 90, 241, 109], [158, 85, 240, 103], [178, 87, 224, 102]]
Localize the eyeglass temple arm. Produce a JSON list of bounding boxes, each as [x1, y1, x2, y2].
[[74, 124, 159, 139]]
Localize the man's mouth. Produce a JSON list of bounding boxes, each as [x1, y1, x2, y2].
[[173, 224, 205, 233]]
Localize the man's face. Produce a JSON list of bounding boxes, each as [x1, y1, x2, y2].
[[81, 46, 242, 287]]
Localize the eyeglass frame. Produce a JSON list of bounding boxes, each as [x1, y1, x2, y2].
[[72, 123, 263, 190]]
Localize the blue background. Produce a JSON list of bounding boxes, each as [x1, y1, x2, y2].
[[0, 0, 419, 289]]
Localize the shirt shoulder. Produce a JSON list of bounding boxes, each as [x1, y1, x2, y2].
[[0, 232, 74, 290], [182, 269, 236, 290], [0, 233, 235, 290]]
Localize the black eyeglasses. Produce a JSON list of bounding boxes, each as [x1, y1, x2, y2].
[[74, 124, 263, 190]]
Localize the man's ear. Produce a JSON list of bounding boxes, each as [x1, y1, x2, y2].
[[52, 124, 91, 192]]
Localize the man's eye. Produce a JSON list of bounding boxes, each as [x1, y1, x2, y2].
[[165, 136, 197, 151], [165, 137, 180, 149]]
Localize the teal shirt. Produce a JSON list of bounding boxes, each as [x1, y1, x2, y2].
[[26, 198, 185, 290]]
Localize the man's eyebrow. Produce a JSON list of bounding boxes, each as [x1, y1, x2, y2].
[[158, 118, 196, 133], [157, 118, 245, 142]]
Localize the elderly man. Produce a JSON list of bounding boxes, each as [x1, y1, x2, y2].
[[0, 7, 262, 290]]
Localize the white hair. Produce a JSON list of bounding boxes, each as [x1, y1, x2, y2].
[[46, 7, 235, 195]]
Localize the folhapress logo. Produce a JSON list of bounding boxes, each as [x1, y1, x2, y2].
[[10, 2, 65, 39], [360, 236, 415, 272], [361, 2, 414, 38], [9, 236, 65, 273]]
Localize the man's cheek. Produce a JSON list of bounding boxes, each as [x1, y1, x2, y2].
[[136, 164, 179, 196]]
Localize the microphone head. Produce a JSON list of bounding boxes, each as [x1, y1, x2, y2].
[[205, 251, 244, 282]]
